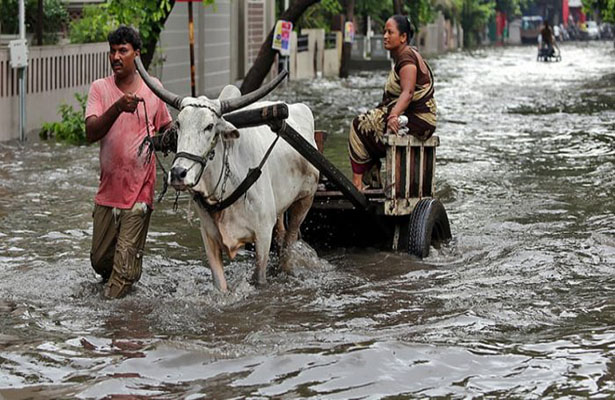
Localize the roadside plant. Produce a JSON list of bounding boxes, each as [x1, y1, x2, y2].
[[40, 93, 88, 145]]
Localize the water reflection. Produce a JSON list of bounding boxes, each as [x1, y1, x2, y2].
[[1, 42, 615, 397]]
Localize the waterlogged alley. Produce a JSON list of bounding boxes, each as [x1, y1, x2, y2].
[[0, 41, 614, 398]]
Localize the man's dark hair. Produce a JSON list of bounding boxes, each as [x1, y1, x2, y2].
[[108, 25, 142, 51], [390, 15, 414, 44]]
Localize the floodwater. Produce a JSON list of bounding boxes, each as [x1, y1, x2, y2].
[[1, 41, 615, 398]]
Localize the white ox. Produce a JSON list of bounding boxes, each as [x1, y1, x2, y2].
[[138, 61, 319, 292]]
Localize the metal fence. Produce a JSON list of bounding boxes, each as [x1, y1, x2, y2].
[[0, 42, 110, 141], [297, 34, 309, 52], [0, 42, 109, 98], [325, 33, 337, 50]]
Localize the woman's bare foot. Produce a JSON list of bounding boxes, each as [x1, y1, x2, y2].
[[352, 172, 363, 191]]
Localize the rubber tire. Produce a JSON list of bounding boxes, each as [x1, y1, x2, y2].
[[408, 198, 452, 258]]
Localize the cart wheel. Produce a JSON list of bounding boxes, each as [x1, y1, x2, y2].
[[408, 198, 452, 258]]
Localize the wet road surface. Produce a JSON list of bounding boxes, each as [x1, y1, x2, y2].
[[1, 41, 615, 398]]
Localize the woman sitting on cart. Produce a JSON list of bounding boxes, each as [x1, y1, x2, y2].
[[348, 15, 437, 191], [539, 20, 555, 57]]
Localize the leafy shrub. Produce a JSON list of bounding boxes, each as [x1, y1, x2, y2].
[[40, 93, 88, 145], [69, 4, 117, 44]]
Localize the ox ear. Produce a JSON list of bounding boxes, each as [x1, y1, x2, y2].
[[217, 118, 240, 140]]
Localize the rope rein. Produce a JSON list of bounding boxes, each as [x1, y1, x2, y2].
[[136, 99, 171, 203]]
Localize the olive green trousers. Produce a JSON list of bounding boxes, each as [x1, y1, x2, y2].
[[90, 203, 151, 298]]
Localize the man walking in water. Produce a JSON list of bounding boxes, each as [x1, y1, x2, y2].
[[85, 26, 172, 298]]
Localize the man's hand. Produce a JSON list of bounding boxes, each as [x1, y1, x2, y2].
[[115, 93, 142, 114]]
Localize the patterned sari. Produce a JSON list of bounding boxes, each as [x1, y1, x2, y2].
[[348, 56, 436, 174]]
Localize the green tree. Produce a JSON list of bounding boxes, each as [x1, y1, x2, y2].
[[292, 0, 342, 30], [583, 0, 615, 22], [495, 0, 520, 17], [69, 4, 117, 44], [0, 0, 69, 44], [461, 0, 494, 47]]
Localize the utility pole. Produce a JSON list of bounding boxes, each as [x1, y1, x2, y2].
[[19, 0, 26, 141], [10, 0, 29, 141], [187, 1, 196, 97]]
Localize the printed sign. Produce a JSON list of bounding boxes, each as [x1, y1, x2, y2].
[[344, 21, 355, 43], [9, 39, 28, 68], [272, 20, 293, 56]]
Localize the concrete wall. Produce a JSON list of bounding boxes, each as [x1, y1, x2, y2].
[[156, 0, 274, 98], [290, 31, 314, 80], [351, 35, 366, 59], [507, 19, 522, 45], [323, 32, 342, 77], [301, 29, 324, 77], [157, 0, 232, 99], [0, 42, 110, 142], [415, 12, 462, 55], [289, 29, 341, 79]]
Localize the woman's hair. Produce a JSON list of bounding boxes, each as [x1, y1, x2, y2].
[[108, 25, 142, 51], [390, 15, 414, 44]]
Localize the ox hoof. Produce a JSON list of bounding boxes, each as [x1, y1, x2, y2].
[[250, 273, 268, 288], [255, 280, 268, 289]]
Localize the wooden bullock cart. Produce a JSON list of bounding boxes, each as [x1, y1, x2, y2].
[[154, 102, 451, 258], [302, 129, 451, 257]]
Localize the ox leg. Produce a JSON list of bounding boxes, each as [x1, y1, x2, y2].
[[253, 231, 273, 287], [273, 214, 286, 256], [200, 228, 228, 292], [281, 195, 314, 273]]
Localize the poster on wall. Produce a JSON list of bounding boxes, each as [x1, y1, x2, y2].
[[272, 20, 293, 56], [344, 21, 355, 43]]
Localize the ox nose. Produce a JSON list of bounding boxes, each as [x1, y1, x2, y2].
[[170, 166, 188, 185]]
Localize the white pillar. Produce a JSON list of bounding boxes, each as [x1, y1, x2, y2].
[[19, 0, 27, 142]]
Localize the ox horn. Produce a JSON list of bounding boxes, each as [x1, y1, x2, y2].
[[219, 70, 288, 114], [135, 57, 184, 110]]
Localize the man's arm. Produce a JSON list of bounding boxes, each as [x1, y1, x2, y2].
[[85, 93, 141, 143], [153, 121, 177, 154]]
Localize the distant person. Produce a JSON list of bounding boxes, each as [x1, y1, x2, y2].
[[540, 20, 555, 56], [85, 26, 173, 298], [553, 24, 561, 41], [348, 15, 436, 190]]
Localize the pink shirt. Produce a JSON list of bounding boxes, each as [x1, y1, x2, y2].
[[86, 75, 172, 209]]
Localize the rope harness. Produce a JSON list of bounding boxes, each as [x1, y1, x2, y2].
[[136, 98, 171, 203], [138, 100, 280, 213]]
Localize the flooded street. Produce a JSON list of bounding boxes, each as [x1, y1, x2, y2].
[[1, 41, 615, 398]]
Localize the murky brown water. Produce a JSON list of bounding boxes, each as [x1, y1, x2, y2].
[[1, 41, 615, 398]]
